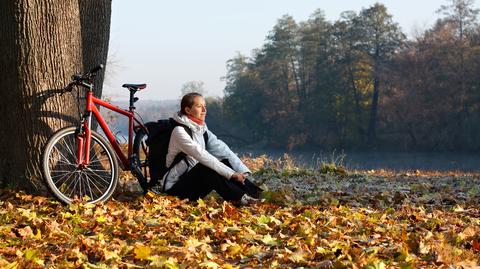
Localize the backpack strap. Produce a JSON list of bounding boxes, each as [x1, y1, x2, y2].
[[167, 125, 192, 169], [161, 124, 192, 192], [203, 130, 208, 147], [162, 125, 210, 191]]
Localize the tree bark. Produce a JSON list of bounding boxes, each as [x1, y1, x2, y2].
[[0, 0, 111, 192], [0, 2, 19, 189], [79, 0, 111, 96]]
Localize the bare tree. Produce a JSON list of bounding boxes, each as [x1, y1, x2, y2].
[[181, 81, 207, 97]]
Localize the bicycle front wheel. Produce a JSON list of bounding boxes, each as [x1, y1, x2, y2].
[[42, 126, 118, 204]]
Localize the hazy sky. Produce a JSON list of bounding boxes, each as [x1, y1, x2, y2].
[[103, 0, 478, 100]]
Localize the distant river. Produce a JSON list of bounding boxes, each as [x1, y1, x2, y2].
[[105, 125, 480, 172], [235, 150, 480, 172]]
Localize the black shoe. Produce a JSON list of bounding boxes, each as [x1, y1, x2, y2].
[[244, 179, 263, 199]]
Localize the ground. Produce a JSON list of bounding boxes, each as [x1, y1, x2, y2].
[[0, 155, 479, 268]]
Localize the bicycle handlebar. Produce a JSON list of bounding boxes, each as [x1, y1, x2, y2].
[[63, 64, 104, 93]]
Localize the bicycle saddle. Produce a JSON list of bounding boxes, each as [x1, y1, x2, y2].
[[122, 83, 146, 91]]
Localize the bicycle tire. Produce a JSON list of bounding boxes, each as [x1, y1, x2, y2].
[[42, 126, 118, 204], [132, 128, 150, 192]]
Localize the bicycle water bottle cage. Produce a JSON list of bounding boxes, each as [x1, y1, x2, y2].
[[122, 84, 146, 92]]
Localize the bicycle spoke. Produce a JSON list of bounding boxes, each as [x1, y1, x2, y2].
[[55, 159, 77, 166], [85, 168, 114, 172], [82, 170, 111, 200], [80, 172, 94, 200], [53, 169, 76, 185], [88, 157, 112, 165], [78, 173, 83, 200], [85, 174, 95, 200], [51, 170, 79, 174], [61, 135, 78, 162], [52, 144, 77, 167], [84, 173, 103, 198], [65, 173, 80, 199], [51, 145, 70, 164], [84, 168, 112, 187]]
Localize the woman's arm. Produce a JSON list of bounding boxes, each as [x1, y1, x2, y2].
[[205, 130, 251, 174], [171, 127, 235, 179]]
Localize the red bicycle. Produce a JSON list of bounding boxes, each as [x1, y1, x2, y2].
[[42, 65, 150, 204]]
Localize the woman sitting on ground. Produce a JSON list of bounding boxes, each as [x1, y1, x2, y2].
[[160, 92, 262, 205]]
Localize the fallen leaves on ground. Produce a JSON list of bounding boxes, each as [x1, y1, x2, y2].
[[0, 157, 479, 268]]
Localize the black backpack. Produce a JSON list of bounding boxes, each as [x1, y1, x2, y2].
[[145, 118, 208, 192]]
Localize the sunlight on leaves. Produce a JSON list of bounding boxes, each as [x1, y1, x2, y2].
[[134, 244, 151, 260]]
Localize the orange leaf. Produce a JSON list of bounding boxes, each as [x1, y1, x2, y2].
[[472, 240, 480, 252]]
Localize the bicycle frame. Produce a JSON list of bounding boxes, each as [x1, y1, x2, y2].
[[76, 90, 145, 170]]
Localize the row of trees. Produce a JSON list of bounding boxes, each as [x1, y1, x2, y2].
[[212, 0, 480, 151]]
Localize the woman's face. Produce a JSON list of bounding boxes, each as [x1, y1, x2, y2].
[[185, 96, 207, 121]]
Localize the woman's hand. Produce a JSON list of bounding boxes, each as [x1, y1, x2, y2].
[[230, 172, 246, 184]]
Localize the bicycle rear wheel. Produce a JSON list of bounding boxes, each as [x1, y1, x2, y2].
[[132, 127, 150, 192], [42, 126, 118, 204]]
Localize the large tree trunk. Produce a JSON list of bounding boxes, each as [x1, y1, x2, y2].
[[0, 0, 111, 192], [0, 2, 19, 189], [79, 0, 111, 96]]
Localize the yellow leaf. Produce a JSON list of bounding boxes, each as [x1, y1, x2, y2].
[[83, 203, 95, 209], [103, 249, 120, 261], [145, 191, 156, 199], [197, 198, 206, 207], [226, 243, 242, 257], [2, 261, 18, 269], [316, 247, 332, 255], [148, 255, 179, 269], [96, 216, 108, 223], [260, 234, 278, 246], [258, 215, 270, 224], [205, 250, 215, 260], [222, 226, 240, 234], [17, 208, 37, 220], [247, 245, 262, 256], [365, 260, 386, 269], [419, 240, 430, 255], [399, 262, 415, 269], [23, 248, 45, 266], [134, 245, 152, 260], [164, 257, 179, 269], [199, 261, 219, 269], [288, 250, 306, 263], [62, 212, 73, 219]]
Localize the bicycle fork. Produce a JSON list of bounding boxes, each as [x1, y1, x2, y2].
[[75, 113, 93, 167], [76, 90, 95, 167]]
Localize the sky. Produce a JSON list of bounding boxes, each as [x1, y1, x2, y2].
[[103, 0, 478, 100]]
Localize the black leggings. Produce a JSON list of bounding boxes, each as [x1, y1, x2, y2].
[[166, 160, 262, 201]]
